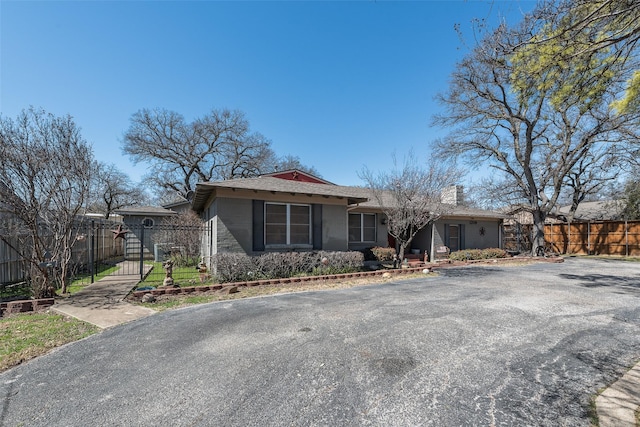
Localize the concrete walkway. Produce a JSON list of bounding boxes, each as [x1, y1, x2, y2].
[[597, 363, 640, 427], [52, 261, 156, 329]]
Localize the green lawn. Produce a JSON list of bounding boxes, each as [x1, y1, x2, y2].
[[0, 282, 31, 299], [139, 261, 206, 288], [65, 264, 121, 294], [0, 313, 99, 372]]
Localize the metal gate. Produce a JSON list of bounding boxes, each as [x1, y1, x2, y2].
[[71, 220, 207, 286]]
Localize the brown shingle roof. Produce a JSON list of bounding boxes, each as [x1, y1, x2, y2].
[[192, 177, 369, 210], [192, 177, 508, 219]]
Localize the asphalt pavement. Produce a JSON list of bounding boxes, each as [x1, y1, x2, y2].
[[2, 257, 640, 426]]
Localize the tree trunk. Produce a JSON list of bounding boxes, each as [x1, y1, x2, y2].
[[398, 243, 407, 264], [531, 209, 547, 256]]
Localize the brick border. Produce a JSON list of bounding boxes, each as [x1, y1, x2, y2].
[[129, 256, 563, 300], [0, 298, 55, 317], [0, 257, 563, 314]]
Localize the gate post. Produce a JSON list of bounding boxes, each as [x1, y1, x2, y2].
[[139, 224, 145, 281], [90, 220, 95, 284]]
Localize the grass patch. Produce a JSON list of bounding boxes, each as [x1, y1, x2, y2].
[[588, 393, 600, 427], [0, 282, 31, 300], [65, 264, 122, 294], [0, 312, 99, 372], [137, 272, 436, 312], [138, 262, 203, 288]]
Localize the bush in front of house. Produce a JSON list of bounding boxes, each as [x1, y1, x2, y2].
[[212, 251, 365, 283], [212, 253, 256, 283], [312, 250, 365, 275], [370, 247, 396, 262], [449, 248, 509, 261]]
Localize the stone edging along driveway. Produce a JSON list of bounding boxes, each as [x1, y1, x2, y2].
[[0, 256, 563, 315], [128, 256, 564, 300]]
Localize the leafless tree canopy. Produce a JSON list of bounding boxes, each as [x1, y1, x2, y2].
[[0, 108, 94, 296], [89, 163, 148, 219], [122, 108, 278, 199], [433, 9, 640, 254], [273, 154, 322, 178], [359, 154, 458, 260]]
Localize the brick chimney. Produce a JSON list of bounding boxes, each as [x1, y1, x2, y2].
[[441, 185, 464, 206]]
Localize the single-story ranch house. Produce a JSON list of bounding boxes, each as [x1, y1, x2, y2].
[[191, 170, 509, 262]]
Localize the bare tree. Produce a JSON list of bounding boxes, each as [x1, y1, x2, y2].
[[359, 153, 458, 261], [621, 179, 640, 220], [273, 155, 322, 177], [122, 108, 276, 198], [560, 148, 621, 222], [0, 108, 94, 296], [433, 15, 640, 254], [90, 163, 148, 219]]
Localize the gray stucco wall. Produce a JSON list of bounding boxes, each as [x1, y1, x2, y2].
[[212, 198, 355, 254], [464, 220, 501, 249], [216, 197, 253, 253], [432, 219, 502, 254], [410, 225, 431, 256], [322, 205, 348, 251]]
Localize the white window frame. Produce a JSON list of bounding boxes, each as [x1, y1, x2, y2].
[[349, 213, 377, 243], [264, 202, 312, 247]]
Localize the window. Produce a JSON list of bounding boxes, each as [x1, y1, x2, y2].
[[265, 203, 311, 246], [349, 213, 376, 242], [142, 218, 154, 228]]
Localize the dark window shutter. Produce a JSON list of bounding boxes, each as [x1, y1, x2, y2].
[[459, 224, 466, 250], [443, 224, 449, 247], [252, 200, 265, 252], [312, 204, 322, 250]]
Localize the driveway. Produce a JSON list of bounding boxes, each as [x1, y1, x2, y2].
[[2, 258, 640, 426]]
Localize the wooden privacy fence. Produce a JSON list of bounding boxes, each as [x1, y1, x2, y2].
[[545, 220, 640, 256], [0, 238, 25, 285], [0, 220, 125, 285]]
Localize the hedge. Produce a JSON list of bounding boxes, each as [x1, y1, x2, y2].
[[212, 251, 365, 283], [449, 248, 508, 261]]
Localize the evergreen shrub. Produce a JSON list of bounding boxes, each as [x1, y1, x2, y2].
[[449, 248, 508, 261]]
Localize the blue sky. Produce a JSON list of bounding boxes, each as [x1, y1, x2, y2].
[[1, 0, 535, 188]]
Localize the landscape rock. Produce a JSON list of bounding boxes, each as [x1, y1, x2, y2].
[[218, 286, 239, 295], [141, 293, 156, 303]]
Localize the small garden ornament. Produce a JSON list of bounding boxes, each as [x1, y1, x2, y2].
[[198, 262, 209, 283], [162, 259, 174, 287]]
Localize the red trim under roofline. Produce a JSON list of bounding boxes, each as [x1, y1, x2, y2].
[[262, 169, 334, 185]]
